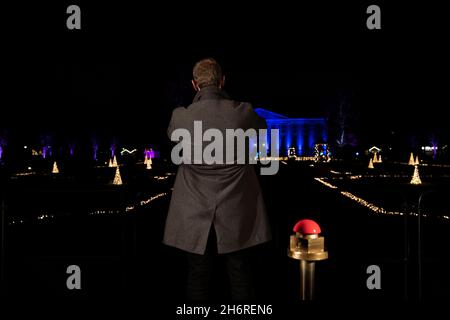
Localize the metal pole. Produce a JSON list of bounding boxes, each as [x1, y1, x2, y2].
[[417, 192, 426, 301], [289, 220, 327, 301], [1, 199, 5, 291], [300, 260, 315, 300], [133, 208, 137, 257], [403, 198, 409, 300]]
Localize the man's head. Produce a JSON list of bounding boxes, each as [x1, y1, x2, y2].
[[192, 58, 225, 91]]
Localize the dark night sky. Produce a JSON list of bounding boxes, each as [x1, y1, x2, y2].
[[2, 2, 449, 148]]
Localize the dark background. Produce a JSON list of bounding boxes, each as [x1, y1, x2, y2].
[[2, 2, 448, 150]]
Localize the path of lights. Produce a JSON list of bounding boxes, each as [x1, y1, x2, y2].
[[37, 214, 54, 220], [314, 178, 449, 221], [314, 177, 337, 189], [9, 213, 55, 226], [340, 191, 404, 216], [315, 177, 403, 216], [13, 172, 36, 177], [328, 174, 445, 180], [259, 156, 315, 161], [9, 192, 169, 225], [125, 192, 168, 212], [330, 170, 352, 175], [153, 176, 168, 180], [89, 209, 122, 216], [394, 161, 450, 169]]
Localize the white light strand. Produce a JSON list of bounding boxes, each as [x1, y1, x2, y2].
[[314, 177, 338, 189], [314, 177, 449, 221], [153, 176, 168, 180], [340, 191, 404, 216], [125, 192, 168, 212]]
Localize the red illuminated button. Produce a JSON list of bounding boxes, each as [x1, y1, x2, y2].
[[293, 219, 321, 235]]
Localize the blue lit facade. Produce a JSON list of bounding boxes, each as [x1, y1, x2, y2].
[[254, 108, 327, 156]]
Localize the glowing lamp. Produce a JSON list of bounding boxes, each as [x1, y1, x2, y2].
[[293, 219, 321, 235], [289, 218, 327, 300]]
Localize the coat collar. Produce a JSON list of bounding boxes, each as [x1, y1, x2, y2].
[[193, 86, 230, 103]]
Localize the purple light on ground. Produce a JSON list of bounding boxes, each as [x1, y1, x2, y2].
[[42, 146, 48, 159], [0, 137, 5, 160], [110, 144, 116, 158], [70, 146, 75, 156], [93, 144, 98, 161], [431, 140, 438, 159], [149, 149, 155, 158], [40, 135, 51, 158]]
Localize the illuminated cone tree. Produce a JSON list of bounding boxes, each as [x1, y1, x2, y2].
[[108, 159, 113, 167], [408, 153, 415, 165], [378, 154, 382, 163], [415, 156, 420, 165], [410, 165, 422, 185], [112, 155, 118, 167], [146, 156, 152, 170], [144, 155, 149, 165], [373, 153, 378, 163], [368, 158, 374, 169], [113, 166, 123, 185], [52, 161, 59, 174]]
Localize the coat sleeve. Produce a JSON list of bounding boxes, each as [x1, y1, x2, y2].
[[247, 104, 267, 130], [167, 107, 182, 140], [255, 113, 268, 130]]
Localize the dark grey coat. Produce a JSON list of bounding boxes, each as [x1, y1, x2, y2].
[[163, 86, 271, 254]]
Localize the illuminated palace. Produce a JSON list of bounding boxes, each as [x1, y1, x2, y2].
[[254, 108, 328, 156]]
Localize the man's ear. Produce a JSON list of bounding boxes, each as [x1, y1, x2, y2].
[[191, 80, 200, 92], [219, 76, 225, 89]]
